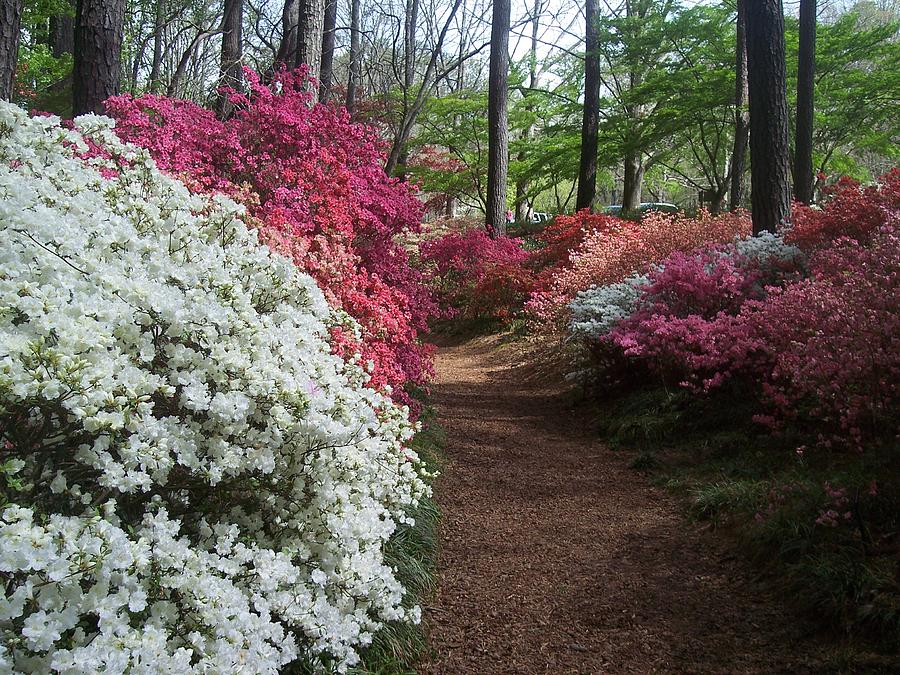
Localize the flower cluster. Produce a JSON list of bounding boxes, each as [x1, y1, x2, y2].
[[419, 228, 533, 321], [567, 181, 899, 450], [527, 208, 750, 326], [104, 69, 437, 412], [0, 104, 429, 672]]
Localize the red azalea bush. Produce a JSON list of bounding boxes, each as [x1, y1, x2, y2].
[[789, 168, 900, 250], [419, 228, 533, 320], [526, 208, 750, 326], [105, 69, 437, 409]]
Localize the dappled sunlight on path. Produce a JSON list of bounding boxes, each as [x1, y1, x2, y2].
[[423, 334, 825, 674]]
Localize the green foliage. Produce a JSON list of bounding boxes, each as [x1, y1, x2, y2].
[[786, 9, 900, 179], [595, 383, 900, 652], [353, 409, 445, 674]]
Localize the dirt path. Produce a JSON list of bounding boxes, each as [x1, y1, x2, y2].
[[422, 335, 825, 675]]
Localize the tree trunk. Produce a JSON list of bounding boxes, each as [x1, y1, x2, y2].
[[793, 0, 815, 204], [729, 0, 749, 212], [346, 0, 361, 113], [149, 0, 166, 93], [745, 0, 791, 234], [318, 0, 337, 101], [73, 0, 126, 115], [576, 0, 600, 211], [515, 0, 540, 222], [217, 0, 243, 116], [622, 152, 644, 215], [0, 0, 23, 101], [275, 0, 300, 67], [298, 0, 325, 82], [404, 0, 419, 91], [50, 6, 76, 58], [486, 0, 510, 237]]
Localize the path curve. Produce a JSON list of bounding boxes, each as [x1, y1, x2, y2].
[[423, 334, 823, 674]]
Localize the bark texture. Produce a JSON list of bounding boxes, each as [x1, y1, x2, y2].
[[298, 0, 325, 82], [745, 0, 791, 234], [149, 0, 166, 93], [622, 153, 644, 215], [486, 0, 510, 236], [50, 6, 76, 58], [275, 0, 300, 67], [729, 0, 749, 212], [318, 0, 337, 101], [217, 0, 243, 116], [794, 0, 816, 204], [576, 0, 600, 212], [73, 0, 126, 115], [0, 0, 23, 101], [346, 0, 361, 112]]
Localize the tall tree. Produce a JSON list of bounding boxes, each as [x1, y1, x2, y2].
[[73, 0, 126, 115], [319, 0, 337, 101], [50, 3, 76, 58], [0, 0, 23, 101], [298, 0, 325, 81], [275, 0, 300, 67], [149, 0, 167, 93], [346, 0, 361, 113], [486, 0, 510, 236], [576, 0, 600, 211], [217, 0, 243, 115], [729, 0, 749, 211], [794, 0, 816, 204], [745, 0, 791, 234], [515, 0, 541, 222]]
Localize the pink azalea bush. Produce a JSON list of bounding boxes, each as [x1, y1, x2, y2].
[[105, 69, 437, 409], [527, 208, 750, 326], [572, 175, 899, 451], [419, 228, 533, 320]]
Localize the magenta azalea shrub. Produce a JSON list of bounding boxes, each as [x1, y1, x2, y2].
[[419, 228, 533, 320], [105, 69, 437, 410]]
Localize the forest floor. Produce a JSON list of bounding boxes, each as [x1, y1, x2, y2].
[[421, 332, 830, 674]]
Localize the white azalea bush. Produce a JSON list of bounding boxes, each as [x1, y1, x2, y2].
[[568, 274, 649, 342], [0, 103, 430, 673]]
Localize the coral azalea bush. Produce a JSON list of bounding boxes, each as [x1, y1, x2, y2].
[[104, 69, 436, 410], [0, 105, 429, 672], [527, 208, 750, 326]]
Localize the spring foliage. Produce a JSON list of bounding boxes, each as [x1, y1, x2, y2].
[[0, 104, 430, 673]]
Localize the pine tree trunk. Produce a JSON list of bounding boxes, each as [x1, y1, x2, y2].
[[149, 0, 166, 93], [298, 0, 324, 82], [729, 0, 749, 212], [346, 0, 361, 113], [275, 0, 300, 67], [794, 0, 815, 204], [217, 0, 243, 116], [318, 0, 337, 101], [746, 0, 791, 234], [73, 0, 126, 115], [576, 0, 600, 211], [0, 0, 23, 101], [50, 5, 76, 58], [486, 0, 510, 237]]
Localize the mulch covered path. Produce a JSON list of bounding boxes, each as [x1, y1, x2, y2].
[[421, 334, 826, 674]]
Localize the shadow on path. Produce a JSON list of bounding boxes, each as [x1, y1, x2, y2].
[[423, 334, 825, 675]]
